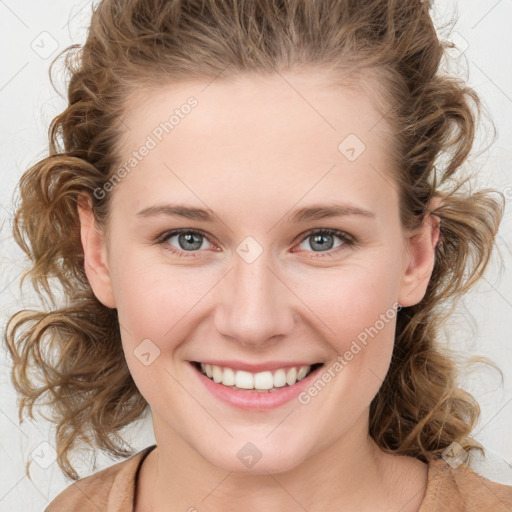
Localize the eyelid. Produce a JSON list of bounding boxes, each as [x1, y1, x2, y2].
[[293, 227, 357, 257], [295, 227, 356, 246], [156, 227, 357, 258], [155, 228, 216, 253]]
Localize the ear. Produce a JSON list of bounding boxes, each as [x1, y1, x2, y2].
[[77, 193, 117, 308], [398, 197, 442, 307]]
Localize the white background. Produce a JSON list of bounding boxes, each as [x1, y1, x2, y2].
[[1, 0, 511, 509]]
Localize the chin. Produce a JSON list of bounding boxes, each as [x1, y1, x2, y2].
[[194, 434, 311, 475]]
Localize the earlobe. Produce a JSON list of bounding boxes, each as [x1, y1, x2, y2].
[[398, 205, 441, 308], [77, 193, 117, 308]]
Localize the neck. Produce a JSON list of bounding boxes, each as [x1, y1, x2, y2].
[[137, 411, 428, 512]]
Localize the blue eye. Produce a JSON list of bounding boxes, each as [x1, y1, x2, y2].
[[297, 228, 355, 256], [157, 229, 213, 257], [155, 228, 356, 258]]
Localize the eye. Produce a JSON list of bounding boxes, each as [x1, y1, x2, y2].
[[295, 228, 356, 257], [156, 229, 215, 257], [155, 227, 356, 258]]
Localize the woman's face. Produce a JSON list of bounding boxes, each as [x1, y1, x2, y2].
[[80, 71, 438, 474]]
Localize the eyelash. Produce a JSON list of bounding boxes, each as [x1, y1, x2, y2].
[[154, 228, 357, 259]]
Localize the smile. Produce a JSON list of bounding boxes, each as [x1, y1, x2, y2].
[[195, 362, 322, 392], [190, 360, 325, 409]]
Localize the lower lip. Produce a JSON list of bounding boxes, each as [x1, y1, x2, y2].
[[190, 362, 323, 410]]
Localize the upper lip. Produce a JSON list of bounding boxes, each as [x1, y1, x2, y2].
[[191, 360, 323, 373]]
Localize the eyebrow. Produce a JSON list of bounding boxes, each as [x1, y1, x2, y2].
[[136, 201, 376, 223]]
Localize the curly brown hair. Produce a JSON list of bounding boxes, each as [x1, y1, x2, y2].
[[4, 0, 504, 481]]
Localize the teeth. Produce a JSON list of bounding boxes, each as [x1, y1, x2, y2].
[[212, 365, 223, 383], [286, 367, 297, 385], [222, 367, 235, 386], [273, 369, 287, 387], [199, 363, 314, 390], [235, 370, 254, 389], [254, 371, 273, 390], [297, 366, 309, 381]]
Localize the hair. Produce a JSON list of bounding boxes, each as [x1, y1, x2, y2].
[[4, 0, 504, 481]]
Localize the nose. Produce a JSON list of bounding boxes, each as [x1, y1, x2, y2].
[[213, 249, 296, 348]]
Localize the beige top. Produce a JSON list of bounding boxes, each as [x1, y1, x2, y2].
[[45, 444, 512, 511]]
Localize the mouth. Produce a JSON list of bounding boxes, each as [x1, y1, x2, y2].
[[190, 361, 324, 393]]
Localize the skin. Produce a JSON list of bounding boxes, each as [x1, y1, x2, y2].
[[78, 70, 440, 512]]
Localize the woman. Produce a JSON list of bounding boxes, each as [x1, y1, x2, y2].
[[5, 0, 512, 510]]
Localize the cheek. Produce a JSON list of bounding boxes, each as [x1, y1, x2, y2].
[[290, 251, 402, 338], [109, 247, 208, 335], [109, 252, 207, 402]]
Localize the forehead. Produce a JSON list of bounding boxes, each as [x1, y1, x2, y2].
[[113, 71, 398, 215], [120, 70, 392, 149]]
